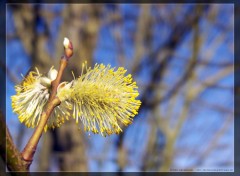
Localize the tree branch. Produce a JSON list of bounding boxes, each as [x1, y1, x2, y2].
[[20, 39, 73, 170], [0, 111, 29, 174]]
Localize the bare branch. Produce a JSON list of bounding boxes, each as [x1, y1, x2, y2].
[[0, 111, 29, 173]]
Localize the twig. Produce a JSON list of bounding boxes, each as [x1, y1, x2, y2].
[[20, 38, 73, 170], [0, 111, 29, 174]]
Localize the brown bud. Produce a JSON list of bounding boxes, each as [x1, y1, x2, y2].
[[63, 37, 73, 58], [64, 47, 73, 58]]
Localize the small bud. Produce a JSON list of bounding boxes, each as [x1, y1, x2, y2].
[[48, 68, 58, 81], [63, 37, 70, 49], [63, 37, 73, 58], [40, 77, 51, 87]]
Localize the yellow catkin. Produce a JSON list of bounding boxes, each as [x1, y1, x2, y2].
[[57, 63, 141, 137], [11, 68, 71, 131]]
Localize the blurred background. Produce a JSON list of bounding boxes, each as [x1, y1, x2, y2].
[[5, 4, 234, 172]]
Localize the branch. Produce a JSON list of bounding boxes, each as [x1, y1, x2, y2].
[[0, 111, 29, 174], [20, 38, 73, 170], [131, 4, 151, 73]]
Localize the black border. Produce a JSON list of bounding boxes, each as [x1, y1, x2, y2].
[[0, 0, 6, 175], [1, 1, 239, 176], [234, 1, 240, 175]]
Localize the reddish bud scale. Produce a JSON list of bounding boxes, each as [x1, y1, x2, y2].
[[64, 41, 73, 58], [68, 41, 73, 49]]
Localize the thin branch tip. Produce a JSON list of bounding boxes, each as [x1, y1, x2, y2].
[[20, 38, 73, 170]]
